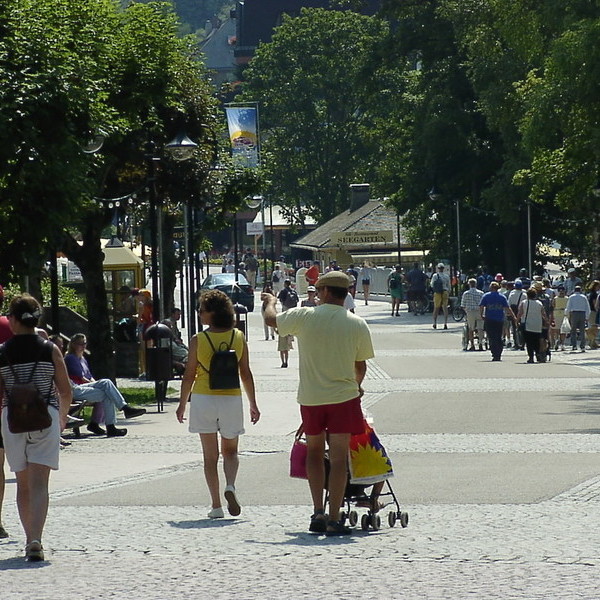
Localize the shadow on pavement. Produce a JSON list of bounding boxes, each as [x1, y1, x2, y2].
[[0, 555, 49, 571], [243, 531, 364, 547], [167, 519, 240, 530]]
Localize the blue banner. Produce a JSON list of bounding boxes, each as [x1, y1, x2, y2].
[[225, 106, 259, 168]]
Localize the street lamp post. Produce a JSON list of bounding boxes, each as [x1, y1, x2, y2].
[[48, 131, 106, 335], [429, 186, 461, 271], [396, 211, 402, 266], [269, 200, 275, 272], [592, 182, 600, 278], [526, 198, 532, 280], [146, 130, 198, 324], [246, 195, 267, 287]]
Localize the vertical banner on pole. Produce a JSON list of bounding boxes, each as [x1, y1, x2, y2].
[[225, 105, 259, 168]]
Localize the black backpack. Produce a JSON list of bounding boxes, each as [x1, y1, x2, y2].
[[432, 274, 444, 294], [199, 330, 240, 390], [282, 288, 299, 309]]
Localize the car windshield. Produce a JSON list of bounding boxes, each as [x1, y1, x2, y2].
[[207, 273, 250, 286]]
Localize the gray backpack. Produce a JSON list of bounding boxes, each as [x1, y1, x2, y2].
[[432, 274, 444, 294]]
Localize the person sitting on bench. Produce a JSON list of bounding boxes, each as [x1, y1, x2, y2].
[[64, 334, 146, 438]]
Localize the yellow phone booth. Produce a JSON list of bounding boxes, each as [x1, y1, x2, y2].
[[102, 242, 144, 377]]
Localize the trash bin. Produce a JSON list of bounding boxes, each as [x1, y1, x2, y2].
[[144, 323, 173, 382], [234, 303, 248, 340]]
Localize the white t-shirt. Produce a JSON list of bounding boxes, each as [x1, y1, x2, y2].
[[521, 299, 544, 333], [508, 289, 526, 307]]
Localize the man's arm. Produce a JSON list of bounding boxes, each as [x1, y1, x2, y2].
[[355, 360, 367, 398], [262, 292, 278, 328]]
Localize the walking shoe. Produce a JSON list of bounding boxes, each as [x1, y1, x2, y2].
[[25, 540, 44, 562], [309, 510, 327, 533], [86, 422, 106, 436], [433, 323, 437, 329], [443, 324, 448, 330], [0, 525, 8, 539], [207, 507, 224, 519], [106, 425, 127, 437], [325, 520, 352, 537], [122, 405, 147, 419], [224, 485, 241, 516]]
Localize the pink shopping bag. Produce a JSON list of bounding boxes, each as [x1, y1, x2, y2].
[[290, 427, 308, 479]]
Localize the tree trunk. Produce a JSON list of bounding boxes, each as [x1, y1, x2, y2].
[[162, 212, 181, 317], [61, 223, 115, 380]]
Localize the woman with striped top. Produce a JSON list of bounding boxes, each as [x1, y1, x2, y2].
[[0, 294, 72, 561]]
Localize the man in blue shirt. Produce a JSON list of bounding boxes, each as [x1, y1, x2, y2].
[[479, 282, 516, 361]]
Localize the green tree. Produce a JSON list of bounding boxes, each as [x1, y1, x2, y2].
[[377, 0, 507, 272], [240, 8, 389, 223], [0, 0, 223, 377], [441, 0, 600, 272]]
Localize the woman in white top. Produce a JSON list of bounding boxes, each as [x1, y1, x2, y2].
[[517, 288, 548, 363], [358, 262, 372, 305]]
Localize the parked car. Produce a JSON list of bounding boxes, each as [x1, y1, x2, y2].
[[199, 273, 255, 312]]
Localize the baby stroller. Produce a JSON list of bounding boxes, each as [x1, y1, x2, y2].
[[461, 321, 488, 352], [325, 418, 409, 531]]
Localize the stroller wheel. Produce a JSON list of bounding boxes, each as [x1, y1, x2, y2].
[[371, 514, 381, 531], [339, 511, 347, 526], [348, 510, 358, 527], [361, 514, 370, 531], [388, 511, 397, 528], [400, 511, 409, 528]]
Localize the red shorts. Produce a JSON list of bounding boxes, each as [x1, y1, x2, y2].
[[300, 397, 364, 436]]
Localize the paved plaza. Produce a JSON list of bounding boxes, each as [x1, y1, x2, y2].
[[1, 293, 600, 599]]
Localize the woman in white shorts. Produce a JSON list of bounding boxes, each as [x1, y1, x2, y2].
[[0, 294, 72, 561], [176, 290, 260, 519]]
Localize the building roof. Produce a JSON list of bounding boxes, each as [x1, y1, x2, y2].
[[290, 199, 410, 251], [102, 245, 143, 268], [200, 17, 236, 83]]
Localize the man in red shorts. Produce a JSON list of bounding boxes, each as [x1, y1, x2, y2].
[[262, 271, 374, 536]]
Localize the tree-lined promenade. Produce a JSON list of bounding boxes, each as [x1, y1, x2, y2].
[[0, 0, 259, 378]]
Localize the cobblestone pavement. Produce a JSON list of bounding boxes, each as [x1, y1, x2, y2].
[[1, 500, 599, 599], [1, 297, 599, 599]]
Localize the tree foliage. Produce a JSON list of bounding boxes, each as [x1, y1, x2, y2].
[[0, 0, 231, 377], [240, 8, 389, 223], [239, 0, 600, 274]]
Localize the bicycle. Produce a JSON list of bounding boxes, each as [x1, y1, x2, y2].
[[409, 293, 429, 315], [452, 305, 466, 322]]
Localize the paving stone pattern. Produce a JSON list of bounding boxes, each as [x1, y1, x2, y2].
[[1, 297, 599, 599]]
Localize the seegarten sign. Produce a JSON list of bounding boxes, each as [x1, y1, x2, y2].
[[331, 230, 393, 245]]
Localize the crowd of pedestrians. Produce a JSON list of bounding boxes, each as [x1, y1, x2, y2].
[[458, 267, 600, 363]]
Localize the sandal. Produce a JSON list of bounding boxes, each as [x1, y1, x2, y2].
[[309, 509, 327, 533], [325, 520, 352, 537], [25, 540, 44, 562]]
